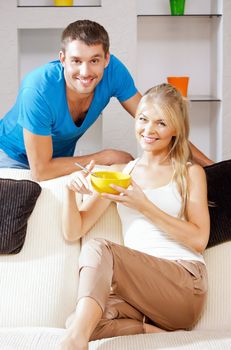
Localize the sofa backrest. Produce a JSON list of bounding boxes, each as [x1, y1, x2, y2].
[[0, 169, 80, 327]]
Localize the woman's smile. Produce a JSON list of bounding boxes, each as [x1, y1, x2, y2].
[[142, 135, 159, 144]]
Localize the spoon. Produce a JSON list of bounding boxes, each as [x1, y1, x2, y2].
[[74, 162, 99, 177]]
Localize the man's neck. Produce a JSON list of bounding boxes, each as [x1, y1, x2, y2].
[[66, 87, 93, 104]]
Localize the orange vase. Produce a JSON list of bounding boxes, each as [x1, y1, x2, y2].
[[167, 76, 189, 97]]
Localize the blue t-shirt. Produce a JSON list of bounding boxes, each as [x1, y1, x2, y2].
[[0, 55, 137, 165]]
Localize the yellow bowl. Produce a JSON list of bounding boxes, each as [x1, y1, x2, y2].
[[90, 171, 131, 194]]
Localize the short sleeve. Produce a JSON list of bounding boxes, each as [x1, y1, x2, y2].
[[110, 57, 138, 102], [17, 88, 53, 136]]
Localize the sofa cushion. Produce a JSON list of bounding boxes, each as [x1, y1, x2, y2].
[[204, 159, 231, 248], [82, 202, 124, 246], [0, 328, 231, 350], [195, 241, 231, 331], [0, 178, 41, 254], [0, 169, 81, 328]]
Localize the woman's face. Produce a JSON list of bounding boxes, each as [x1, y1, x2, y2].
[[135, 107, 177, 154]]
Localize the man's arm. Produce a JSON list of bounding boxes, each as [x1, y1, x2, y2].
[[23, 129, 133, 181], [189, 141, 214, 167], [120, 92, 142, 117]]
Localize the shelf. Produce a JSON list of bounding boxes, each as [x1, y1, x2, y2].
[[137, 14, 222, 18], [17, 0, 101, 6], [189, 96, 221, 102], [17, 5, 101, 7]]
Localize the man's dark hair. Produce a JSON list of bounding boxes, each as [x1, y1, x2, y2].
[[61, 19, 110, 55]]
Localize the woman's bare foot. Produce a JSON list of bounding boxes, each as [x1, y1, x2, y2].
[[144, 323, 166, 334], [59, 297, 102, 350]]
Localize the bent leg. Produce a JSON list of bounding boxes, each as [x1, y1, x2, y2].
[[90, 293, 145, 340], [107, 241, 207, 330], [59, 239, 115, 350], [76, 238, 207, 332], [60, 238, 207, 349]]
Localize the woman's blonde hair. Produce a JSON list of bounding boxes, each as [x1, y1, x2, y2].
[[136, 83, 192, 218]]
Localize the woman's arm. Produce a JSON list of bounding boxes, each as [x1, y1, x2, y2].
[[103, 164, 210, 253], [62, 162, 124, 242], [62, 187, 111, 242]]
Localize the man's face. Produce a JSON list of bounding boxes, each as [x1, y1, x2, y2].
[[60, 40, 110, 96]]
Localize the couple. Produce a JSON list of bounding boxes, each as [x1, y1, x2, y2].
[[0, 20, 213, 181], [0, 19, 210, 350]]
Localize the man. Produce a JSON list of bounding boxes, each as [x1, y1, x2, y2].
[[0, 20, 212, 181], [0, 20, 141, 180]]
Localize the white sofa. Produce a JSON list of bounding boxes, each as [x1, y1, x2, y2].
[[0, 168, 231, 350]]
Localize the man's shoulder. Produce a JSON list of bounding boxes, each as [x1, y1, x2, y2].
[[108, 54, 126, 70], [22, 60, 63, 86], [20, 61, 64, 96], [102, 54, 136, 101], [105, 54, 132, 82]]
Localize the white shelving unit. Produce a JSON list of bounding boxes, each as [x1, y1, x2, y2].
[[137, 0, 223, 161]]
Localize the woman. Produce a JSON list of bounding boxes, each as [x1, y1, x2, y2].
[[59, 83, 210, 350]]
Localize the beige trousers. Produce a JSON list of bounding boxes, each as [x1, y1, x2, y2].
[[74, 238, 207, 340]]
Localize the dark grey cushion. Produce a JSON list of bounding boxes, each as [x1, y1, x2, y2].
[[0, 178, 41, 254], [204, 159, 231, 248]]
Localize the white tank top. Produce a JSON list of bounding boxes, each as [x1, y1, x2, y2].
[[117, 159, 205, 263]]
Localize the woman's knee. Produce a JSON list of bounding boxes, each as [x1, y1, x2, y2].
[[79, 238, 113, 270]]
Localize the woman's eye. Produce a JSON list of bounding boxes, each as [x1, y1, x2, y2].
[[158, 121, 166, 127]]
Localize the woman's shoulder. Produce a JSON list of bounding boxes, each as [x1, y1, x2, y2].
[[187, 162, 206, 181]]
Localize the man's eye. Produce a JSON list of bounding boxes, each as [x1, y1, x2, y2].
[[72, 59, 81, 64], [91, 59, 99, 64]]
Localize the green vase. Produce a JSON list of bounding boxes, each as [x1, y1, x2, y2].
[[169, 0, 185, 16]]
